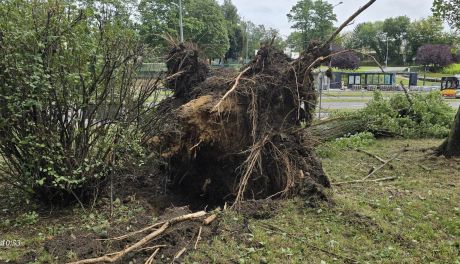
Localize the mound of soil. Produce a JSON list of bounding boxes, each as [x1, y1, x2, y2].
[[151, 42, 332, 206]]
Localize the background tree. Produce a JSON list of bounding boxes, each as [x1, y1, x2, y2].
[[286, 32, 303, 52], [221, 0, 244, 62], [244, 22, 286, 59], [139, 0, 229, 59], [287, 0, 337, 49], [330, 45, 360, 70], [433, 0, 460, 29], [349, 17, 411, 65], [416, 44, 453, 70], [407, 17, 450, 60], [382, 16, 411, 65], [348, 21, 386, 62]]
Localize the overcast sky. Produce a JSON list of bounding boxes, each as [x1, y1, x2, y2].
[[217, 0, 436, 38]]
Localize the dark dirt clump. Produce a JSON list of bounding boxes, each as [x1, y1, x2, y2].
[[151, 41, 332, 206], [44, 231, 103, 262]]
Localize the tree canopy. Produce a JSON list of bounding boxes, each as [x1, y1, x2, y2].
[[287, 0, 337, 49], [346, 15, 456, 65], [433, 0, 460, 29], [139, 0, 229, 59], [330, 45, 360, 70], [416, 44, 453, 68], [221, 0, 244, 61]]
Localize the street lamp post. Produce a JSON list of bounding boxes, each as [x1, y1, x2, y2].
[[178, 0, 184, 43], [327, 1, 343, 90], [333, 1, 343, 8], [172, 0, 184, 43], [385, 34, 389, 68]]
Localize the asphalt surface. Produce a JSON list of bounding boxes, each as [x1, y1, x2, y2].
[[319, 98, 460, 110]]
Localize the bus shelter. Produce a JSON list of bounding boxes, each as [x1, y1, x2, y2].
[[331, 72, 397, 89]]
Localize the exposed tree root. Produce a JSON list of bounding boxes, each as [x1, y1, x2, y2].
[[213, 66, 252, 111]]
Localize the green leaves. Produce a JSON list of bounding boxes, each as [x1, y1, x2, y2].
[[358, 91, 455, 138], [139, 0, 229, 58], [287, 0, 337, 48], [433, 0, 460, 30], [0, 0, 153, 204]]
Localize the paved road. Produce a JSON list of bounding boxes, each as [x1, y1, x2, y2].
[[319, 99, 460, 110]]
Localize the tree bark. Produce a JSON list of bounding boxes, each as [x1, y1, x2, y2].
[[438, 106, 460, 157]]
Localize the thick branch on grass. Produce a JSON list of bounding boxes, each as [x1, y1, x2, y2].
[[356, 148, 387, 164], [68, 211, 207, 264], [362, 150, 405, 181], [333, 176, 397, 186]]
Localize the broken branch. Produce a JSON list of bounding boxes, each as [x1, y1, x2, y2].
[[322, 0, 377, 49], [68, 211, 207, 264], [362, 150, 404, 180], [194, 226, 202, 250], [203, 214, 217, 225], [144, 248, 160, 264], [333, 176, 398, 186]]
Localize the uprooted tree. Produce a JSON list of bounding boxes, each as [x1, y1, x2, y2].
[[152, 41, 331, 206], [438, 106, 460, 157], [150, 0, 377, 206], [66, 1, 378, 263]]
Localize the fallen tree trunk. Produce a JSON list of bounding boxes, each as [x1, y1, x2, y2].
[[307, 117, 366, 144], [437, 106, 460, 157]]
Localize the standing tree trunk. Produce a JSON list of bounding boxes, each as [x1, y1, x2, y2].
[[438, 106, 460, 157]]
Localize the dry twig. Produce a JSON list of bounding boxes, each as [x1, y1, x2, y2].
[[194, 226, 202, 250], [333, 176, 398, 186], [171, 247, 187, 263], [356, 148, 389, 165], [213, 66, 252, 111], [144, 248, 160, 264], [362, 150, 404, 180]]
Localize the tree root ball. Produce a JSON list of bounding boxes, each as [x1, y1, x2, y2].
[[151, 42, 332, 205]]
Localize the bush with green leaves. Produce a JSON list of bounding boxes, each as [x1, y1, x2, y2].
[[0, 0, 158, 204], [317, 132, 376, 158], [359, 91, 455, 138]]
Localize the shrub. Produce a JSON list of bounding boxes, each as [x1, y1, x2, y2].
[[441, 63, 460, 75], [416, 44, 453, 69], [330, 45, 360, 70], [359, 91, 455, 138], [317, 132, 376, 158], [0, 1, 158, 204]]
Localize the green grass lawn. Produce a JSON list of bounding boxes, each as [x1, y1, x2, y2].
[[1, 139, 459, 263], [396, 76, 440, 87], [188, 139, 460, 263]]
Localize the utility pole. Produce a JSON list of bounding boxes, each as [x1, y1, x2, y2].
[[179, 0, 184, 43], [385, 34, 389, 68], [318, 67, 323, 120], [243, 18, 249, 63], [172, 0, 184, 42]]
